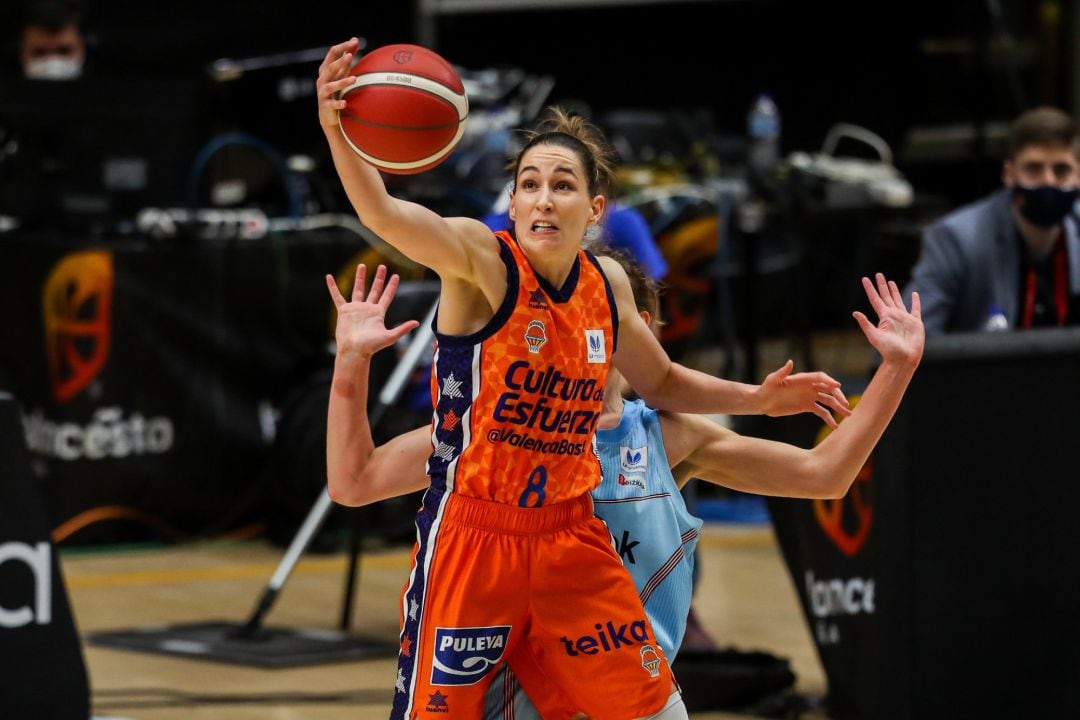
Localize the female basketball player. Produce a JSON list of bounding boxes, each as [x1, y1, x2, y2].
[[318, 38, 853, 720], [325, 257, 922, 719]]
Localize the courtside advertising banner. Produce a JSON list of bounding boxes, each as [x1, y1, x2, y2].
[[0, 230, 378, 543], [742, 396, 878, 720], [0, 393, 90, 718]]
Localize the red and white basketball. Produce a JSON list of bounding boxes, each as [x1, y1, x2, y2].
[[338, 44, 469, 175]]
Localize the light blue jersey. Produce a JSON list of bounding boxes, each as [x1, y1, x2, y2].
[[484, 399, 703, 719]]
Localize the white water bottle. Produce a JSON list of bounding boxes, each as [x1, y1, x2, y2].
[[984, 305, 1008, 331], [747, 92, 781, 178]]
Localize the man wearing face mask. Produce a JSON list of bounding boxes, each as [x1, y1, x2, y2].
[[904, 106, 1080, 333], [16, 0, 86, 81]]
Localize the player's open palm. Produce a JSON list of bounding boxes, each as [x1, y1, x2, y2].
[[853, 273, 924, 367], [326, 264, 419, 359]]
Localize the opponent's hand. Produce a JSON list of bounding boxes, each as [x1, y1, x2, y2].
[[853, 273, 924, 368], [755, 361, 851, 429], [317, 37, 361, 130], [326, 264, 419, 359]]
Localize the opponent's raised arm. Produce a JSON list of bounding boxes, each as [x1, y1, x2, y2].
[[325, 264, 430, 506], [317, 38, 493, 279], [666, 273, 923, 499], [602, 256, 850, 425]]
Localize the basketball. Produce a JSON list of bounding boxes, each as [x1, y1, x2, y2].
[[338, 44, 469, 175]]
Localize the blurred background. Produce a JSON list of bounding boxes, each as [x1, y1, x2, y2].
[[1, 1, 1078, 718], [0, 0, 1069, 543]]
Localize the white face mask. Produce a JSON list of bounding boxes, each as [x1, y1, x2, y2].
[[24, 55, 83, 81]]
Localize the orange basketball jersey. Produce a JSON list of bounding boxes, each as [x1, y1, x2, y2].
[[427, 231, 618, 506]]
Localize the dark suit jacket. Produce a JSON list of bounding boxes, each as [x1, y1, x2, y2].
[[904, 189, 1080, 334]]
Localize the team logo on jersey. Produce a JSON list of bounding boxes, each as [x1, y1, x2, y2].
[[524, 320, 547, 353], [441, 372, 464, 399], [585, 329, 605, 363], [620, 446, 648, 473], [528, 288, 549, 310], [431, 626, 511, 685], [426, 691, 450, 713], [640, 645, 663, 678], [618, 473, 645, 490]]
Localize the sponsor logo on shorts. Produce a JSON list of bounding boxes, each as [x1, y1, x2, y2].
[[560, 620, 649, 657], [585, 329, 605, 363], [426, 690, 449, 713], [640, 644, 663, 678], [431, 626, 511, 686], [620, 446, 648, 473]]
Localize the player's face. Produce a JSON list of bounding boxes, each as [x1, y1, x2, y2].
[[1003, 144, 1080, 189], [510, 144, 604, 257]]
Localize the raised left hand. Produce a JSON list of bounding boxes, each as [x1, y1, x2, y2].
[[853, 273, 924, 367], [326, 264, 420, 359]]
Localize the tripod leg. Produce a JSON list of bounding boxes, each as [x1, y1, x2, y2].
[[234, 296, 438, 639], [235, 489, 335, 637], [339, 514, 363, 630]]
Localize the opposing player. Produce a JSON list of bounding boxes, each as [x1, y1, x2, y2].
[[319, 38, 850, 720], [326, 257, 922, 718]]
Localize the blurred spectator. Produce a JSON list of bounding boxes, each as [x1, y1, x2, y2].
[[16, 0, 87, 80], [905, 106, 1080, 333]]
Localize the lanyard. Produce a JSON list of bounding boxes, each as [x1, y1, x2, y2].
[[1021, 238, 1069, 328]]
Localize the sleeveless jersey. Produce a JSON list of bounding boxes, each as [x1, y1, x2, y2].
[[426, 231, 618, 506], [592, 399, 702, 662]]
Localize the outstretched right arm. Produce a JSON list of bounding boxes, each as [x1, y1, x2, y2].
[[317, 38, 495, 282]]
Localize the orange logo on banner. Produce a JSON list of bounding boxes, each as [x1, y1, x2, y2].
[[43, 251, 114, 403], [812, 395, 873, 557]]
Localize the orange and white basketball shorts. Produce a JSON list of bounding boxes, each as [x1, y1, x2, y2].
[[390, 490, 675, 720]]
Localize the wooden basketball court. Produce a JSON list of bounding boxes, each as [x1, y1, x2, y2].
[[67, 523, 826, 720]]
